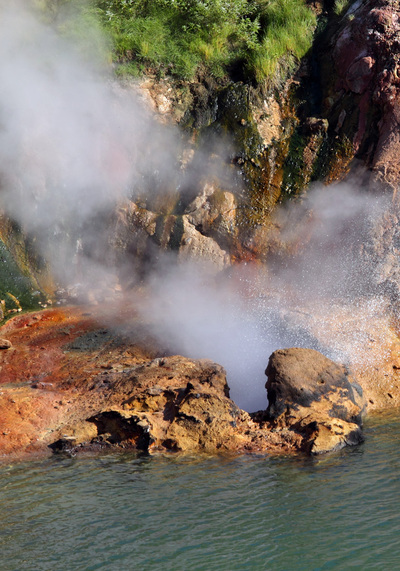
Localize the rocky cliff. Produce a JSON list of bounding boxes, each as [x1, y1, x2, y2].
[[98, 0, 400, 272], [2, 0, 400, 460]]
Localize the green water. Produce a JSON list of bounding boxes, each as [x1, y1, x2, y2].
[[1, 412, 400, 571]]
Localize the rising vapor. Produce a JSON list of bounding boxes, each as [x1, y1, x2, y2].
[[0, 1, 181, 285]]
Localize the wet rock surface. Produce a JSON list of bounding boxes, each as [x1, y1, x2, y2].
[[265, 348, 365, 454]]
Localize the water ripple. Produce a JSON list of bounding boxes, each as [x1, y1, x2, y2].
[[1, 414, 400, 570]]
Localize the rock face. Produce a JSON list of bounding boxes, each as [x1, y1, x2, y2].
[[0, 338, 11, 349], [315, 0, 400, 189], [265, 348, 366, 454], [5, 0, 400, 298], [112, 0, 400, 271], [111, 188, 235, 282]]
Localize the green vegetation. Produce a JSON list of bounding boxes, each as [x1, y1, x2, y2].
[[333, 0, 350, 16], [35, 0, 112, 66], [52, 0, 317, 83]]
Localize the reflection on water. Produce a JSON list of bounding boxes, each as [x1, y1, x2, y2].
[[1, 413, 400, 570]]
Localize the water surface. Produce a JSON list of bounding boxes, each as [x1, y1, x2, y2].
[[1, 412, 400, 570]]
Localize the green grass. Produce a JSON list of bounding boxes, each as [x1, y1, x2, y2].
[[48, 0, 317, 83], [248, 0, 317, 82]]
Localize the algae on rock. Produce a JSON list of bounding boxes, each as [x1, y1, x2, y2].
[[0, 217, 52, 318]]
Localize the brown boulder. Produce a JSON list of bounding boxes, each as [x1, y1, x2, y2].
[[91, 357, 248, 453], [47, 356, 252, 454], [265, 348, 365, 454]]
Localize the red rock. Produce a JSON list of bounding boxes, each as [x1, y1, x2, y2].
[[322, 0, 400, 185], [0, 306, 295, 460], [346, 56, 375, 94]]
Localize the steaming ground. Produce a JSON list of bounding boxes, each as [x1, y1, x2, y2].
[[0, 3, 397, 412], [138, 250, 393, 412], [138, 184, 394, 412]]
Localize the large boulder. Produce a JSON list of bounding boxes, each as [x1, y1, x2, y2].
[[83, 356, 249, 454], [0, 307, 261, 457], [265, 348, 366, 454]]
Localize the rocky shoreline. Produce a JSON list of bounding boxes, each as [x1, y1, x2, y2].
[[1, 300, 398, 462], [3, 0, 400, 462]]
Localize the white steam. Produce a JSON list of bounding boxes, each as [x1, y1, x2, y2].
[[139, 184, 392, 412], [0, 2, 181, 283], [1, 5, 130, 217], [141, 261, 275, 411]]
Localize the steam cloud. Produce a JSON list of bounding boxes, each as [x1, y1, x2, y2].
[[0, 3, 394, 412], [0, 2, 182, 283], [141, 184, 391, 411]]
